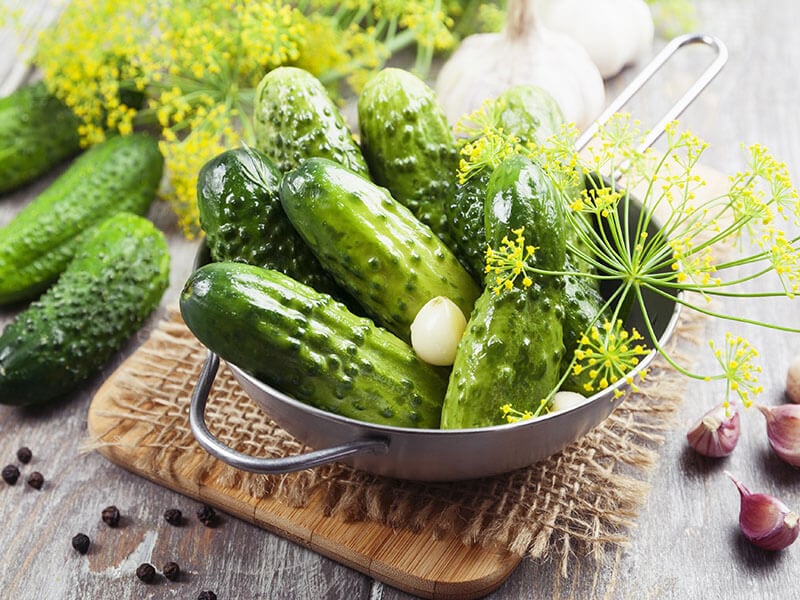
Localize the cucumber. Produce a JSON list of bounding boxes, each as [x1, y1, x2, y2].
[[180, 262, 446, 428], [494, 85, 565, 146], [280, 157, 480, 341], [445, 171, 491, 281], [0, 82, 82, 195], [441, 155, 566, 429], [253, 66, 368, 175], [0, 133, 163, 304], [197, 146, 344, 298], [357, 68, 458, 245], [0, 212, 170, 406]]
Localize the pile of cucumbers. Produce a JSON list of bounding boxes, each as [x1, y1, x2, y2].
[[181, 66, 606, 430], [0, 83, 170, 406]]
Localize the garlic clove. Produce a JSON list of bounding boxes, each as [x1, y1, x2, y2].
[[551, 390, 586, 413], [785, 355, 800, 403], [757, 404, 800, 467], [410, 296, 467, 366], [727, 472, 800, 551], [686, 403, 740, 457]]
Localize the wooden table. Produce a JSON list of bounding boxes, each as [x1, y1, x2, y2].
[[2, 1, 799, 598]]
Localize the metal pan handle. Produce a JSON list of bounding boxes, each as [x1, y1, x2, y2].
[[576, 33, 729, 153], [189, 352, 390, 475]]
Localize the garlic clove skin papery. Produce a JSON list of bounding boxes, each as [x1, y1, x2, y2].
[[435, 0, 604, 129], [727, 473, 800, 551], [686, 403, 741, 457], [757, 404, 800, 467]]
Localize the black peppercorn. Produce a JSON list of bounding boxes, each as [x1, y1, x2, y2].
[[27, 471, 44, 490], [135, 562, 157, 583], [196, 504, 217, 527], [16, 447, 32, 464], [102, 505, 121, 527], [71, 533, 90, 554], [198, 591, 218, 600], [162, 561, 180, 581], [2, 464, 20, 485], [163, 508, 183, 526]]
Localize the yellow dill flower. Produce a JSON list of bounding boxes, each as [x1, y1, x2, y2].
[[571, 320, 650, 396], [709, 334, 763, 408], [485, 228, 538, 295], [500, 400, 547, 423]]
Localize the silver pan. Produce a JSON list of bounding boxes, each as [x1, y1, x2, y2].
[[189, 34, 727, 482]]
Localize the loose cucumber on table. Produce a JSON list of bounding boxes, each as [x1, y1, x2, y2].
[[253, 66, 368, 175], [357, 68, 459, 246], [280, 157, 480, 341], [196, 146, 345, 299], [0, 82, 82, 195], [441, 155, 567, 429], [180, 262, 446, 429], [0, 212, 170, 406], [0, 133, 163, 305]]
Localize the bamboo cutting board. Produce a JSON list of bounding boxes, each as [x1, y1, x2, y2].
[[87, 348, 521, 600]]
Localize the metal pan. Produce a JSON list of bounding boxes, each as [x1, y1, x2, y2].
[[188, 34, 728, 482]]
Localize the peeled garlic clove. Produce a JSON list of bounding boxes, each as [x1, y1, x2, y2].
[[785, 355, 800, 403], [410, 296, 467, 366], [757, 404, 800, 466], [686, 403, 740, 457], [727, 473, 800, 551], [551, 391, 586, 412]]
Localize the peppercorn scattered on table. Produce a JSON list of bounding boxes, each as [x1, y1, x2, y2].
[[2, 1, 800, 598]]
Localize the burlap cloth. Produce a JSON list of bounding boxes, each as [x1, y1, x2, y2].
[[86, 304, 700, 573]]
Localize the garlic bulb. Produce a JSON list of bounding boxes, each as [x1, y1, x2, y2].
[[727, 473, 800, 551], [536, 0, 654, 79], [435, 0, 604, 129], [410, 296, 467, 366], [757, 404, 800, 467], [686, 403, 741, 457]]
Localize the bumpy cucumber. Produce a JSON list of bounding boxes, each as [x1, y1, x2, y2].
[[180, 262, 446, 428], [357, 68, 458, 245], [441, 155, 566, 429], [0, 213, 170, 406], [280, 157, 480, 340], [0, 82, 82, 195], [446, 85, 566, 281], [0, 133, 163, 304], [253, 66, 368, 175], [197, 146, 343, 298]]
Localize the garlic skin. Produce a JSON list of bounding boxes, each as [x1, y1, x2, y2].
[[686, 403, 741, 457], [536, 0, 654, 79], [410, 296, 467, 366], [785, 355, 800, 403], [757, 404, 800, 467], [435, 0, 604, 129], [727, 473, 800, 551]]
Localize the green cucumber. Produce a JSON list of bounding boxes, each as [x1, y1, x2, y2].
[[441, 155, 566, 429], [0, 82, 82, 195], [180, 262, 446, 428], [253, 66, 368, 175], [197, 146, 344, 298], [357, 68, 458, 245], [0, 212, 170, 406], [0, 133, 163, 304], [280, 157, 480, 341], [446, 171, 491, 281], [494, 84, 565, 146]]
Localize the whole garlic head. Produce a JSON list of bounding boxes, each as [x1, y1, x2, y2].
[[537, 0, 654, 79], [435, 0, 604, 129]]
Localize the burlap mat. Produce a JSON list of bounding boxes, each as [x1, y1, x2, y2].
[[86, 305, 700, 573]]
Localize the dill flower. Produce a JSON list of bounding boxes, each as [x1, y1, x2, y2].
[[484, 227, 537, 295], [31, 0, 471, 236], [500, 400, 547, 423], [709, 334, 763, 409]]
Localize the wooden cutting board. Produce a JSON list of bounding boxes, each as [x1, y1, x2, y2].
[[87, 344, 521, 600]]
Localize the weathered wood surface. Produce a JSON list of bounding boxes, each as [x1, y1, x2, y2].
[[2, 1, 800, 598]]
